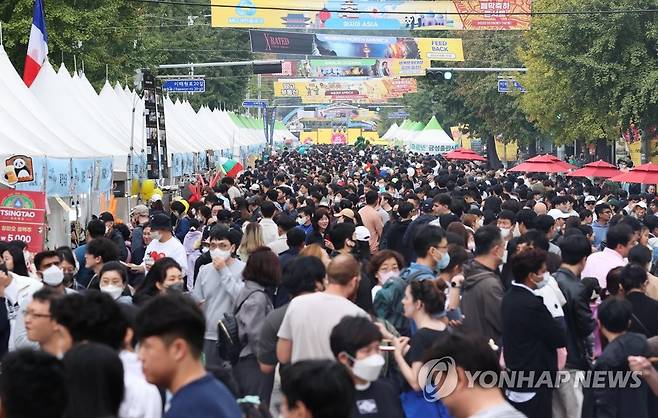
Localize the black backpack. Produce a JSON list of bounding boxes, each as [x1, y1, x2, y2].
[[216, 290, 264, 365]]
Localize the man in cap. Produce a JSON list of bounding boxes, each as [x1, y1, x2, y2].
[[140, 213, 188, 280], [334, 208, 356, 224], [633, 201, 647, 220], [130, 205, 150, 268], [99, 212, 128, 262]]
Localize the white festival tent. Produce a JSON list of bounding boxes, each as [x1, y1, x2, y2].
[[380, 122, 399, 141], [407, 116, 456, 154]]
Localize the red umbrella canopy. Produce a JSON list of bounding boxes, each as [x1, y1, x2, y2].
[[567, 160, 621, 178], [508, 154, 574, 173], [444, 148, 487, 162], [608, 163, 658, 184]]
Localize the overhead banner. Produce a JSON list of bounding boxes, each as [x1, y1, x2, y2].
[[213, 0, 532, 31], [274, 77, 417, 104], [306, 58, 427, 77], [250, 30, 464, 62], [0, 190, 46, 253]]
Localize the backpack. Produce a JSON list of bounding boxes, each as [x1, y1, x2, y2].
[[216, 290, 264, 365]]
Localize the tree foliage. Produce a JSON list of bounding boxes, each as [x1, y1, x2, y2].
[[1, 0, 252, 109], [520, 0, 658, 145]]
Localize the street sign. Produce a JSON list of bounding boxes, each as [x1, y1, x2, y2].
[[242, 99, 269, 109], [162, 79, 205, 93], [498, 78, 526, 93], [497, 79, 510, 93], [389, 111, 410, 119]]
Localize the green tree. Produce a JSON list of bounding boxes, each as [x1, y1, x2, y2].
[[520, 0, 658, 160]]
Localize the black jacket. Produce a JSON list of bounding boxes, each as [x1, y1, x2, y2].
[[401, 214, 436, 261], [582, 332, 649, 418], [626, 292, 658, 338], [381, 219, 412, 265], [501, 284, 567, 391], [108, 229, 128, 262], [553, 267, 596, 370]]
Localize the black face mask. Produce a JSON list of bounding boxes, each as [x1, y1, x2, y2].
[[62, 273, 75, 288]]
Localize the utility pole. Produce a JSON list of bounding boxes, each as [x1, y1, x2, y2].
[[257, 74, 262, 119]]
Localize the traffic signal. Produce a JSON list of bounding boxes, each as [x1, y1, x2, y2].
[[253, 62, 283, 75], [425, 69, 453, 81]]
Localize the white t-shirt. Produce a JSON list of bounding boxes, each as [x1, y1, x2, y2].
[[278, 292, 368, 362], [143, 236, 188, 277]]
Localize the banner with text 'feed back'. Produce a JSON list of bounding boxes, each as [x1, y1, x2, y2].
[[250, 31, 464, 62], [273, 77, 418, 104], [212, 0, 532, 31]]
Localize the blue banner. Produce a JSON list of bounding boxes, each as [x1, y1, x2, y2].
[[171, 154, 183, 177], [93, 159, 113, 193], [71, 159, 94, 195], [46, 158, 71, 197]]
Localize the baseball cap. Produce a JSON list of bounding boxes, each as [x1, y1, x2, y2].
[[131, 204, 149, 216], [355, 226, 371, 242], [150, 213, 172, 230], [250, 183, 260, 191], [334, 208, 355, 221], [584, 196, 596, 203], [420, 199, 434, 213], [547, 208, 571, 220], [636, 201, 647, 209], [608, 199, 621, 208]]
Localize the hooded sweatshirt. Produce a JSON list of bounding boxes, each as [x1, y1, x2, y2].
[[460, 259, 504, 346]]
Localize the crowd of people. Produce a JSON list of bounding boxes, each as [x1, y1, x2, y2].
[[1, 145, 658, 418]]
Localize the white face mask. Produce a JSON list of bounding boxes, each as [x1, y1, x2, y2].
[[211, 248, 231, 260], [378, 270, 398, 285], [349, 353, 385, 383], [297, 216, 307, 226], [42, 265, 64, 286], [100, 285, 124, 300], [468, 240, 476, 251], [534, 272, 550, 289], [500, 228, 511, 239], [150, 230, 162, 241], [476, 218, 484, 227]]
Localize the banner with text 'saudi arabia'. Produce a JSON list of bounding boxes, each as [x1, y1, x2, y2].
[[250, 30, 464, 62], [213, 0, 533, 31]]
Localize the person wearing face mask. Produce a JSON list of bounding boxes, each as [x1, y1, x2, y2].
[[192, 228, 246, 366], [393, 280, 452, 418], [98, 262, 133, 304], [330, 316, 405, 418], [460, 225, 506, 346], [502, 248, 567, 418], [138, 213, 188, 281], [399, 226, 449, 283], [296, 206, 314, 236], [496, 210, 516, 244], [133, 258, 186, 306]]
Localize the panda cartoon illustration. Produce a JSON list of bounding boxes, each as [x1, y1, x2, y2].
[[13, 158, 31, 180]]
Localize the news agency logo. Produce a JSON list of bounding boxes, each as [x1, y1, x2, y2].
[[418, 357, 644, 402]]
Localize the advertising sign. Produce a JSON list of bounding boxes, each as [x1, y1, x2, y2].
[[305, 58, 427, 78], [0, 190, 46, 253], [213, 0, 532, 31], [274, 77, 417, 104], [162, 79, 206, 93], [250, 30, 464, 62]]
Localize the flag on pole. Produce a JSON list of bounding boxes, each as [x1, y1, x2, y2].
[[23, 0, 48, 87]]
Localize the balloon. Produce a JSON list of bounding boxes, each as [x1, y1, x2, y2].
[[151, 189, 163, 201], [141, 180, 155, 197], [130, 179, 141, 196], [180, 199, 189, 214]]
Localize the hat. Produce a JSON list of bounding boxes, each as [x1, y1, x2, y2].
[[99, 212, 114, 222], [584, 195, 596, 203], [636, 201, 648, 209], [131, 204, 149, 216], [150, 213, 172, 230], [608, 198, 621, 208], [150, 193, 162, 203], [355, 226, 371, 242], [334, 208, 355, 221], [42, 265, 64, 287], [250, 183, 260, 191], [547, 208, 571, 220], [421, 199, 434, 213]]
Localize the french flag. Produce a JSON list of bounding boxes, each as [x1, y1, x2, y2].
[[23, 0, 48, 87]]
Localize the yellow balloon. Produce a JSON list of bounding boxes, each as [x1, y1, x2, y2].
[[152, 189, 163, 200], [180, 199, 189, 214], [141, 180, 155, 196], [131, 179, 141, 196]]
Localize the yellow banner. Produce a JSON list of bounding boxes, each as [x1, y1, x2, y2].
[[274, 77, 418, 104]]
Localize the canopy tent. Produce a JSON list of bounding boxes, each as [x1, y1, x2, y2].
[[508, 155, 575, 173], [444, 148, 487, 162], [609, 163, 658, 184], [381, 123, 399, 141], [567, 160, 621, 178], [407, 116, 456, 154]]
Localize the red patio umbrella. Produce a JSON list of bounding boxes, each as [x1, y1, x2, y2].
[[608, 163, 658, 184], [508, 154, 575, 173], [567, 160, 621, 178], [444, 148, 487, 162]]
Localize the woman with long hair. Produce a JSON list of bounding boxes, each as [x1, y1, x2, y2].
[[304, 207, 332, 247], [132, 257, 184, 305], [2, 244, 29, 278], [234, 247, 281, 404], [237, 222, 265, 262], [393, 280, 451, 418], [63, 342, 124, 418]]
